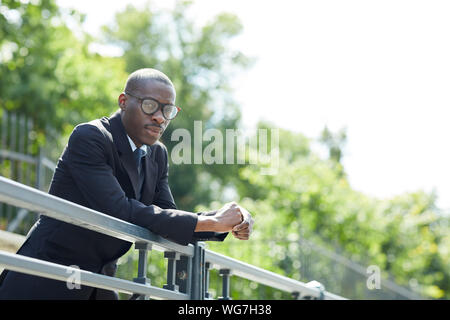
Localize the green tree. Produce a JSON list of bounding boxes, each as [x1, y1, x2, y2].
[[0, 0, 126, 153], [319, 126, 347, 163]]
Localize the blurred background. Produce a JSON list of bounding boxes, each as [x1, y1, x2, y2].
[[0, 0, 449, 299]]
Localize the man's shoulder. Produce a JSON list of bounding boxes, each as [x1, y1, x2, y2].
[[66, 118, 114, 153], [71, 117, 112, 140]]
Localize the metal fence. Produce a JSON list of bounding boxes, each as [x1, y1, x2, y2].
[[0, 176, 345, 300], [296, 238, 424, 299], [0, 110, 57, 234], [194, 237, 425, 300]]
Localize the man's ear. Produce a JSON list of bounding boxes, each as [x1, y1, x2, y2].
[[118, 93, 127, 111]]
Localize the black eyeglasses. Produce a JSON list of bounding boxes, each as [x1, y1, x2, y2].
[[125, 91, 181, 120]]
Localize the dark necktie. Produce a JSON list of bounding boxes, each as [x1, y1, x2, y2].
[[134, 148, 143, 175], [133, 148, 145, 200]]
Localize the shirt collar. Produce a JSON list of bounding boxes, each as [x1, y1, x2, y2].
[[127, 135, 148, 157]]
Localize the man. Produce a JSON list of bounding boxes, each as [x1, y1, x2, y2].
[[0, 68, 254, 299]]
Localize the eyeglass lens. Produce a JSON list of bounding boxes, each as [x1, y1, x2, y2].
[[142, 99, 178, 120]]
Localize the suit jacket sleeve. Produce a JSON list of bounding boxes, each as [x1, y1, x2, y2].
[[152, 144, 228, 243], [65, 123, 200, 246]]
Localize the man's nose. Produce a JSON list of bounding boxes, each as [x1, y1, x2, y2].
[[151, 109, 165, 125]]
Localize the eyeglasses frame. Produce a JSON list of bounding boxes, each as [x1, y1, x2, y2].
[[124, 91, 181, 120]]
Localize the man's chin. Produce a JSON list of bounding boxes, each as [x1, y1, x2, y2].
[[141, 135, 161, 146]]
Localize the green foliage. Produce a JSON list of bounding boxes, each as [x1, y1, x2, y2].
[[0, 0, 126, 150], [319, 125, 347, 164], [203, 126, 450, 299]]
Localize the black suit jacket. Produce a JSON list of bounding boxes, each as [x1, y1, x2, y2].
[[0, 110, 226, 299]]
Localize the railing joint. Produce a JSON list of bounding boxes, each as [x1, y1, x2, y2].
[[301, 280, 325, 300], [292, 291, 300, 300]]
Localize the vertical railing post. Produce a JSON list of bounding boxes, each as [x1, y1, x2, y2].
[[163, 251, 180, 292], [18, 114, 25, 184], [175, 254, 192, 296], [190, 242, 206, 300], [132, 242, 152, 300], [10, 112, 16, 181], [218, 268, 232, 300], [35, 147, 44, 191], [204, 262, 212, 299]]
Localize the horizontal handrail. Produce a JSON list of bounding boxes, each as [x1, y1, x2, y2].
[[0, 149, 36, 164], [0, 149, 56, 171], [205, 250, 346, 300], [0, 175, 346, 300], [41, 156, 57, 171], [0, 176, 194, 256], [0, 250, 188, 300]]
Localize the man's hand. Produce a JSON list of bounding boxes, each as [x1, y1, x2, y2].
[[212, 202, 244, 233], [195, 202, 254, 240], [231, 206, 254, 240]]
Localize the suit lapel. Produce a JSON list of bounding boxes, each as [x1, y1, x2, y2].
[[121, 152, 141, 199], [109, 111, 141, 199]]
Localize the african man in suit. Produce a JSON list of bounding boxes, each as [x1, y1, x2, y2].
[[0, 68, 254, 299]]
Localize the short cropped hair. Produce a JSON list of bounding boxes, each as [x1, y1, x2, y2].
[[124, 68, 174, 93]]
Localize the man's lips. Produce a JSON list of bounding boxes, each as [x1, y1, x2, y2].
[[145, 125, 162, 134]]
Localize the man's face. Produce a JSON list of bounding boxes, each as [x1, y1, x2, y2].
[[119, 80, 175, 147]]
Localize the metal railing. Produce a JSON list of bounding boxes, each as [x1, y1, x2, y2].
[[0, 148, 56, 232], [0, 176, 346, 300], [1, 110, 59, 234]]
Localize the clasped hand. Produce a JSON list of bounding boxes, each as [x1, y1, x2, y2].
[[214, 202, 254, 241]]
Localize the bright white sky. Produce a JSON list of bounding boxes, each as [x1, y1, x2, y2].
[[57, 0, 450, 211]]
